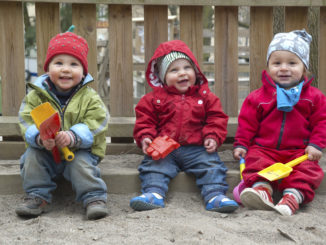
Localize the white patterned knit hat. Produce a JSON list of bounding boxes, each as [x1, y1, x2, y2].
[[266, 29, 312, 68], [159, 51, 191, 82]]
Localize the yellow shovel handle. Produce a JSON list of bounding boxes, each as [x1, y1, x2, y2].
[[61, 147, 74, 161], [285, 154, 308, 168]]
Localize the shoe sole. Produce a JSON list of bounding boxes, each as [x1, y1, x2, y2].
[[15, 207, 44, 217], [240, 189, 274, 210], [208, 204, 239, 213], [86, 207, 108, 220], [130, 200, 163, 211]]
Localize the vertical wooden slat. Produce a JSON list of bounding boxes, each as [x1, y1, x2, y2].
[[285, 7, 308, 31], [250, 7, 273, 91], [35, 3, 60, 75], [214, 6, 238, 116], [109, 5, 133, 117], [180, 6, 203, 68], [144, 5, 168, 93], [72, 4, 98, 90], [0, 2, 25, 116], [319, 7, 326, 93]]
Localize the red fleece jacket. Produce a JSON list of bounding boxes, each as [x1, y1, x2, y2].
[[133, 40, 228, 147]]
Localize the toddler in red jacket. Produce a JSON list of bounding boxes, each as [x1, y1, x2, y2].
[[233, 29, 326, 216], [130, 40, 238, 213]]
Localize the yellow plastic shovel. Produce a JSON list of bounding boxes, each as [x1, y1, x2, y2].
[[258, 154, 308, 181], [31, 102, 74, 162]]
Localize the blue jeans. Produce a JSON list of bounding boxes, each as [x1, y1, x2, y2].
[[20, 147, 107, 207], [138, 145, 228, 203]]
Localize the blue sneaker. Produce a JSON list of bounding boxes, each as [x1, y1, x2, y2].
[[130, 193, 165, 211], [206, 194, 239, 213]]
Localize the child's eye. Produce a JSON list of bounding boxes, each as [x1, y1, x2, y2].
[[55, 61, 63, 65], [71, 62, 79, 66]]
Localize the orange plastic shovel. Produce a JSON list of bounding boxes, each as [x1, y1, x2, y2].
[[258, 154, 308, 181], [31, 102, 74, 163]]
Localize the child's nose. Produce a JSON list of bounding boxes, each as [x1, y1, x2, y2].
[[280, 63, 288, 70], [61, 65, 71, 71], [178, 69, 187, 76]]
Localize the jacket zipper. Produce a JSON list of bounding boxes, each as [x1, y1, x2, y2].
[[175, 94, 185, 140], [276, 112, 286, 149]]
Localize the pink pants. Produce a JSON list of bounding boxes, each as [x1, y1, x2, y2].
[[243, 145, 324, 204]]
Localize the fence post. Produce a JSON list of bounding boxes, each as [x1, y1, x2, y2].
[[72, 4, 98, 90], [144, 5, 168, 94], [0, 2, 26, 116], [249, 7, 273, 92], [214, 6, 239, 116]]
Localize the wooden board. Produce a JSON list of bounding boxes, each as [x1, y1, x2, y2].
[[108, 4, 134, 117], [180, 6, 203, 68], [214, 6, 238, 116], [285, 7, 308, 31], [0, 2, 26, 116], [35, 3, 60, 75], [144, 5, 168, 93], [72, 4, 98, 90], [249, 7, 273, 92]]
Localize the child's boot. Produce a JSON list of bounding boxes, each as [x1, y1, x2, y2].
[[15, 195, 48, 217], [206, 194, 239, 213], [130, 193, 165, 211], [240, 183, 274, 210], [86, 200, 108, 220]]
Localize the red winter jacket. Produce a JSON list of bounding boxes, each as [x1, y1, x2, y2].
[[133, 40, 228, 147], [234, 70, 326, 151]]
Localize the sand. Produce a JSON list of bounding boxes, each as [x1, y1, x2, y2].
[[1, 151, 326, 244]]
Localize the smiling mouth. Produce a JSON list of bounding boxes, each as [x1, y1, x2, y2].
[[60, 76, 72, 80], [178, 79, 188, 84]]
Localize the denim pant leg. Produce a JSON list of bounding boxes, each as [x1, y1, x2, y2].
[[138, 153, 180, 198], [63, 150, 107, 207], [180, 146, 229, 203], [20, 147, 59, 203]]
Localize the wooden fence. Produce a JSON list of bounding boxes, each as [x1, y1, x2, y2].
[[1, 0, 326, 159]]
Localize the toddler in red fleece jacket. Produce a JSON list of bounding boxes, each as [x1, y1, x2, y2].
[[233, 30, 326, 216], [130, 40, 238, 213]]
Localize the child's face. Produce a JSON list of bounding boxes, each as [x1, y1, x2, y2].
[[47, 54, 84, 92], [165, 58, 196, 94], [267, 50, 305, 87]]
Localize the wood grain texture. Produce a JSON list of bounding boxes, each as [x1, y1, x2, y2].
[[0, 2, 26, 116], [214, 6, 238, 116]]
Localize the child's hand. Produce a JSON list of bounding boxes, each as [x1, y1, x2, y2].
[[305, 146, 322, 161], [141, 138, 152, 155], [204, 138, 217, 153], [233, 148, 247, 160], [42, 139, 56, 151], [55, 131, 71, 149]]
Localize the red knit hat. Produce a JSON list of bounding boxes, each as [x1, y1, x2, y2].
[[44, 30, 89, 75]]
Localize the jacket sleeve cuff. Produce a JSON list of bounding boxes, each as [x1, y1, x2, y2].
[[308, 143, 323, 152], [233, 145, 248, 151], [25, 124, 42, 148], [70, 123, 93, 149]]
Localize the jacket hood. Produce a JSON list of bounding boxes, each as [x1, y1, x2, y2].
[[146, 40, 208, 89]]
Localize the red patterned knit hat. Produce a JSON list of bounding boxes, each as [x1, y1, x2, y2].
[[43, 26, 89, 75]]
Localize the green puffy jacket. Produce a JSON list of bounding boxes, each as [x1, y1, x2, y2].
[[18, 74, 109, 159]]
